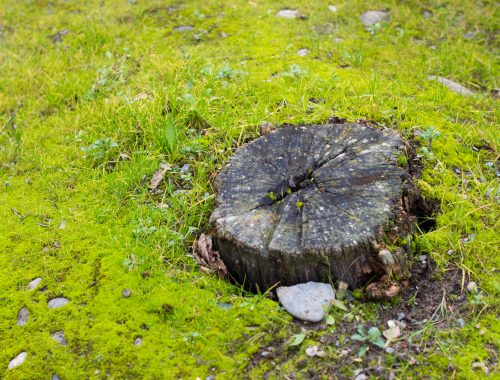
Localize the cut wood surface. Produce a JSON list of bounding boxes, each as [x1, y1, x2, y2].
[[211, 124, 413, 291]]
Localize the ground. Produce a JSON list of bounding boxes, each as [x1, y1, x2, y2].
[[0, 0, 498, 379]]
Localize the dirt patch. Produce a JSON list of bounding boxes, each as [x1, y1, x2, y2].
[[247, 261, 468, 379]]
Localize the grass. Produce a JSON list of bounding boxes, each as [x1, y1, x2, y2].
[[0, 0, 498, 378]]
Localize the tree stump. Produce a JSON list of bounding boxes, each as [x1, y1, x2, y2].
[[210, 123, 415, 291]]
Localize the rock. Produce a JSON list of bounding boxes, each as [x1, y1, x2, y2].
[[276, 282, 335, 322], [385, 347, 395, 354], [276, 10, 305, 19], [423, 11, 431, 18], [17, 307, 29, 326], [52, 375, 61, 380], [122, 289, 132, 298], [360, 11, 388, 26], [466, 281, 478, 293], [428, 76, 474, 96], [261, 350, 270, 357], [134, 337, 143, 346], [27, 277, 42, 290], [48, 297, 70, 309], [211, 124, 415, 291], [174, 25, 193, 32], [51, 331, 67, 345], [297, 48, 310, 57], [355, 374, 368, 380], [328, 5, 337, 13], [8, 352, 26, 370], [457, 318, 465, 328], [396, 312, 406, 321]]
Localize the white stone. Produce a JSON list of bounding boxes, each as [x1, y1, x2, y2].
[[27, 277, 42, 291], [277, 282, 335, 322], [17, 307, 29, 326], [277, 9, 303, 19], [48, 297, 70, 309], [8, 352, 26, 370], [428, 76, 474, 96], [297, 48, 310, 57], [328, 5, 337, 13], [51, 331, 67, 345], [360, 10, 389, 26]]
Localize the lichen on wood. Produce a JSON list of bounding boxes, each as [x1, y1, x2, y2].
[[211, 123, 417, 291]]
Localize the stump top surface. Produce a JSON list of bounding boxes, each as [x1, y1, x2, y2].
[[211, 124, 405, 258]]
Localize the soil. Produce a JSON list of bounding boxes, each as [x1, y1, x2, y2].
[[247, 261, 468, 379]]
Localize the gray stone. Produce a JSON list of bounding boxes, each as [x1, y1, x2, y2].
[[52, 375, 61, 380], [428, 76, 474, 96], [48, 297, 70, 309], [174, 25, 193, 32], [360, 11, 388, 26], [297, 48, 310, 57], [277, 10, 304, 19], [466, 281, 478, 293], [134, 337, 143, 346], [51, 331, 67, 346], [17, 307, 29, 326], [27, 277, 42, 291], [122, 289, 132, 298], [276, 282, 335, 322], [8, 352, 26, 370]]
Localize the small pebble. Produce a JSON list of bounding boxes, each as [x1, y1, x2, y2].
[[428, 76, 474, 96], [261, 351, 270, 357], [360, 10, 388, 26], [174, 25, 193, 32], [27, 277, 42, 291], [457, 318, 465, 328], [355, 374, 368, 380], [17, 307, 29, 326], [277, 9, 304, 19], [447, 249, 454, 255], [466, 281, 478, 293], [48, 297, 70, 309], [396, 312, 406, 321], [51, 331, 68, 346], [385, 347, 395, 354], [297, 48, 310, 57], [52, 375, 61, 380], [180, 164, 190, 174], [122, 289, 132, 298], [328, 5, 337, 13], [423, 11, 431, 18], [134, 337, 143, 346], [8, 352, 27, 370]]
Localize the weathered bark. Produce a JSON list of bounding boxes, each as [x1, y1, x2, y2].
[[210, 123, 415, 291]]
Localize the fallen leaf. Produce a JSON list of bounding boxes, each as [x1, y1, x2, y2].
[[193, 234, 228, 277], [325, 315, 335, 325], [149, 163, 171, 190], [289, 333, 306, 346], [383, 320, 401, 343], [330, 298, 348, 311]]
